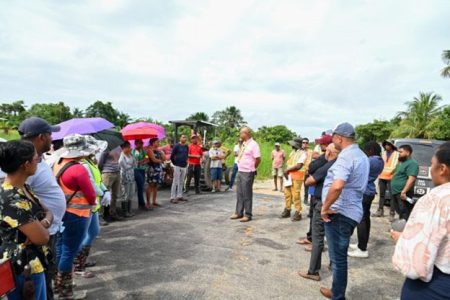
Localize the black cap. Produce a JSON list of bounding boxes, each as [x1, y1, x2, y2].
[[18, 117, 60, 138]]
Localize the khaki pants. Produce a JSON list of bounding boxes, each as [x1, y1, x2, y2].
[[102, 172, 120, 216], [284, 179, 303, 212]]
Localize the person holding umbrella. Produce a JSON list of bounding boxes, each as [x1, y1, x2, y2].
[[146, 138, 166, 209]]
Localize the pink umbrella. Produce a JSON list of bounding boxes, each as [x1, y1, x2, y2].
[[122, 122, 167, 147]]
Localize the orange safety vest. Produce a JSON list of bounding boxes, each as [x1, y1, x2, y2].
[[379, 150, 399, 181], [288, 149, 310, 181], [53, 159, 92, 218]]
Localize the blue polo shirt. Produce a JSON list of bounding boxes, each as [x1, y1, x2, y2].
[[322, 144, 370, 223]]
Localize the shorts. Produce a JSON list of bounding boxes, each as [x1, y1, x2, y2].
[[210, 167, 223, 181], [272, 167, 284, 177]]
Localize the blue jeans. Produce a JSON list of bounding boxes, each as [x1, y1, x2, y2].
[[134, 169, 146, 207], [210, 167, 223, 181], [7, 272, 46, 300], [324, 213, 358, 300], [80, 212, 100, 249], [57, 212, 90, 272], [401, 267, 450, 300], [229, 163, 238, 188]]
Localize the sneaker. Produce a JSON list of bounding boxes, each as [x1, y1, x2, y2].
[[298, 271, 321, 281], [348, 248, 369, 258], [349, 243, 358, 250], [230, 214, 243, 220], [280, 209, 291, 218], [211, 189, 216, 193]]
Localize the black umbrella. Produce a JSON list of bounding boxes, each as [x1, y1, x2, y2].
[[91, 129, 124, 151]]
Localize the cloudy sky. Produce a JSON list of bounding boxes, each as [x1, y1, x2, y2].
[[1, 0, 449, 138]]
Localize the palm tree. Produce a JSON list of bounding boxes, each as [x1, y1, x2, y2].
[[393, 92, 443, 138], [441, 50, 450, 78], [187, 112, 209, 122]]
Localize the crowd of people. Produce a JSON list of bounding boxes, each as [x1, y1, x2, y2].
[[0, 117, 448, 300]]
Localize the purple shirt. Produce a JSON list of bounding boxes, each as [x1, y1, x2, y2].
[[238, 138, 261, 172]]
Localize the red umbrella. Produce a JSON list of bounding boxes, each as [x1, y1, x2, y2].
[[121, 127, 158, 141]]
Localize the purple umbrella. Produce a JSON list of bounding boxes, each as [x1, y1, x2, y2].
[[52, 117, 115, 140]]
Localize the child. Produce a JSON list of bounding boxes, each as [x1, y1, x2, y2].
[[209, 140, 224, 192], [119, 141, 137, 217]]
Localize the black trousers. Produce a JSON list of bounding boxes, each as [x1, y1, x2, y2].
[[356, 194, 375, 251], [45, 234, 58, 300], [378, 179, 394, 213], [308, 198, 325, 275], [306, 196, 315, 242], [185, 164, 201, 191], [392, 193, 414, 220]]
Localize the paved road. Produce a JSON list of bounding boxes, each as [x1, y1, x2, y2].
[[78, 184, 404, 300]]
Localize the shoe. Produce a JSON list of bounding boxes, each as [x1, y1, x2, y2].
[[110, 215, 124, 222], [127, 201, 135, 217], [389, 212, 396, 222], [320, 287, 333, 299], [57, 271, 87, 300], [170, 199, 179, 204], [85, 261, 96, 268], [280, 209, 291, 218], [298, 271, 321, 281], [272, 188, 278, 191], [230, 214, 243, 220], [211, 189, 216, 193], [349, 243, 358, 250], [297, 238, 312, 245], [304, 244, 313, 252], [178, 197, 188, 202], [195, 189, 201, 194], [240, 216, 252, 222], [291, 211, 302, 222], [372, 208, 384, 217], [348, 248, 369, 258], [100, 219, 109, 226], [225, 187, 231, 192]]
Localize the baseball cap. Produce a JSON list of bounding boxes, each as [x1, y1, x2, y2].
[[19, 117, 60, 138], [275, 142, 280, 146], [333, 122, 355, 138], [318, 135, 333, 146]]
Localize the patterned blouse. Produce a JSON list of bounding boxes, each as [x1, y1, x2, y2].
[[392, 182, 450, 282], [0, 181, 50, 275]]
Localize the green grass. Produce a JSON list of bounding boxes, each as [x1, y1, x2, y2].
[[224, 141, 294, 180], [0, 130, 20, 140]]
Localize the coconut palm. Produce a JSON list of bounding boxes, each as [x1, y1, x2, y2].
[[393, 92, 443, 138], [441, 50, 450, 78]]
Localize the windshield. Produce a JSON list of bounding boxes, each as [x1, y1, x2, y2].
[[395, 142, 438, 166]]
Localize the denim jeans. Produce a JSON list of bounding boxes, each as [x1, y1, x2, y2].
[[7, 272, 46, 300], [401, 267, 450, 300], [229, 163, 238, 188], [324, 213, 358, 300], [134, 169, 146, 207], [80, 211, 100, 249], [57, 212, 90, 272]]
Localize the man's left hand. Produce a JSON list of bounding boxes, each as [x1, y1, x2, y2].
[[321, 208, 336, 223], [400, 192, 407, 201]]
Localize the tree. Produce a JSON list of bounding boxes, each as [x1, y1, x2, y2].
[[211, 106, 246, 141], [392, 92, 443, 139], [116, 112, 131, 128], [187, 112, 209, 122], [428, 105, 450, 140], [27, 102, 72, 124], [255, 125, 297, 144], [72, 107, 84, 118], [441, 50, 450, 78], [0, 101, 27, 127], [85, 101, 119, 122], [355, 119, 395, 146]]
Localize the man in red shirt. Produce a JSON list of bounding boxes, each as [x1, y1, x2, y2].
[[185, 135, 203, 194]]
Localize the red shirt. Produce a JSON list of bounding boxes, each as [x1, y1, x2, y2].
[[60, 164, 97, 205], [188, 144, 203, 165]]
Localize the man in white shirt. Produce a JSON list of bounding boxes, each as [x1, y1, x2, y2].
[[209, 140, 225, 192], [19, 117, 66, 300]]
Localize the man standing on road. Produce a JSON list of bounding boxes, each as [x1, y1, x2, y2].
[[99, 146, 123, 222], [185, 135, 203, 194], [132, 140, 149, 211], [319, 122, 369, 299], [230, 127, 261, 223], [170, 134, 189, 203], [390, 144, 419, 221], [209, 140, 225, 193], [271, 142, 285, 192], [373, 140, 399, 219], [281, 137, 307, 222], [19, 117, 65, 300]]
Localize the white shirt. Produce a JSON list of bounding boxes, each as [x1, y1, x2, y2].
[[209, 148, 223, 168], [27, 161, 66, 235], [233, 144, 240, 164]]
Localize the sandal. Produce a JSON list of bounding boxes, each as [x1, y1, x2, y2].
[[153, 203, 162, 207], [170, 199, 179, 204]]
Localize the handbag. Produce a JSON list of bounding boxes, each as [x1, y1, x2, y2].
[[0, 259, 16, 296]]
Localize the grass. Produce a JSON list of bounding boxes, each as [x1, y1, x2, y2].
[[224, 141, 295, 180], [0, 130, 20, 140]]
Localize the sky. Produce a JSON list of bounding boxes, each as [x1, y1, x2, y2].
[[0, 0, 449, 139]]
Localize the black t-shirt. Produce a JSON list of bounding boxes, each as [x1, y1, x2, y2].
[[308, 154, 327, 175], [312, 159, 336, 200], [171, 144, 189, 168]]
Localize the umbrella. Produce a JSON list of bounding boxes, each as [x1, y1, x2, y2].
[[121, 127, 159, 141], [91, 129, 125, 151], [122, 122, 166, 140], [52, 118, 114, 140]]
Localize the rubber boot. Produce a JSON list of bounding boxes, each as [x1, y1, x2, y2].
[[121, 202, 130, 218], [74, 247, 94, 278], [57, 271, 87, 300], [102, 206, 111, 223], [127, 201, 135, 217]]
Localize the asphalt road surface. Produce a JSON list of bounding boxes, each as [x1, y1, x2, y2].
[[77, 183, 404, 300]]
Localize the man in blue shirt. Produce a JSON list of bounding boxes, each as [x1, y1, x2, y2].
[[319, 122, 370, 300], [170, 134, 189, 203]]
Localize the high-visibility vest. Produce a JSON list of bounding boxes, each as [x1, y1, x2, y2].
[[53, 159, 92, 218], [298, 149, 313, 180], [379, 150, 399, 180], [81, 159, 102, 213], [288, 149, 309, 181]]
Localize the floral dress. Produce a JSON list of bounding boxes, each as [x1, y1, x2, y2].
[[147, 149, 163, 184], [0, 181, 50, 275]]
